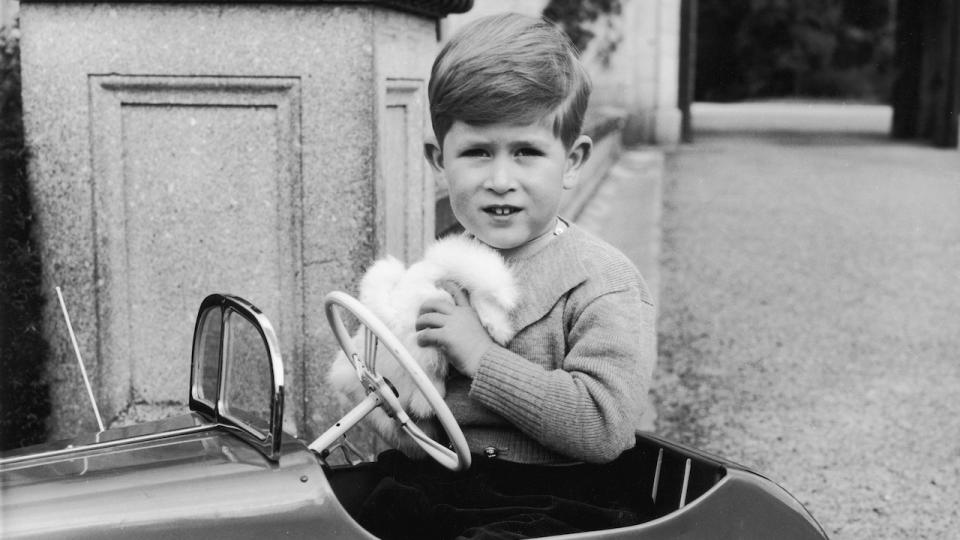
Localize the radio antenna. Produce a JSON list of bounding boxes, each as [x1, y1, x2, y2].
[[55, 286, 105, 432]]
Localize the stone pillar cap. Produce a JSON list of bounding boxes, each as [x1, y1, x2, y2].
[[20, 0, 473, 18]]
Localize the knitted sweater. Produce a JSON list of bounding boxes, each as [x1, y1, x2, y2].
[[444, 223, 656, 464]]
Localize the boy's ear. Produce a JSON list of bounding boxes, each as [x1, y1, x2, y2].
[[424, 141, 444, 173], [562, 135, 592, 190]]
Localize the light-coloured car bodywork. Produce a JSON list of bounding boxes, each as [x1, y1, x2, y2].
[[0, 293, 829, 539]]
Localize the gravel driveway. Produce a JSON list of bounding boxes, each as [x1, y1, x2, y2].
[[653, 102, 960, 539]]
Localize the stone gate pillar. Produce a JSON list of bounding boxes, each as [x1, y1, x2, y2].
[[19, 0, 470, 440]]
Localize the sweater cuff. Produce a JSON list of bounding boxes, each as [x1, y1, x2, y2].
[[468, 345, 547, 436]]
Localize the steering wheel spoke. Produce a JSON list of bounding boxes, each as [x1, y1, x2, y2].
[[363, 326, 379, 371]]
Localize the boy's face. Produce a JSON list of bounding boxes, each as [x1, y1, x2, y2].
[[427, 119, 591, 252]]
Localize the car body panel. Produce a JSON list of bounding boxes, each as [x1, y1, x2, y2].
[[2, 422, 826, 540], [0, 293, 828, 539], [1, 414, 374, 540], [559, 435, 827, 539], [556, 470, 827, 540]]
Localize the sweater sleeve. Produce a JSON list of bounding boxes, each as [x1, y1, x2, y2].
[[468, 284, 655, 463]]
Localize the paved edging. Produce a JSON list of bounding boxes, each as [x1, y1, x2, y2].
[[575, 147, 664, 308]]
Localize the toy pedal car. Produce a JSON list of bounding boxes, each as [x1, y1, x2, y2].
[[0, 293, 829, 539]]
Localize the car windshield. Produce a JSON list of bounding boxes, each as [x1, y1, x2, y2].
[[189, 294, 284, 461], [221, 308, 273, 437], [193, 306, 222, 409]]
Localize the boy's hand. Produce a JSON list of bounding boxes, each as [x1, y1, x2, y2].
[[415, 282, 494, 377]]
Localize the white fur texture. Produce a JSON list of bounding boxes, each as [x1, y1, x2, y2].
[[326, 236, 518, 456]]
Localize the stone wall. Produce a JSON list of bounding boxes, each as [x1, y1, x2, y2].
[[593, 0, 682, 146], [19, 1, 441, 440], [0, 0, 17, 30]]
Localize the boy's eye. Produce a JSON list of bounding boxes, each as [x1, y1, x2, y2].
[[516, 147, 544, 157], [460, 148, 489, 158]]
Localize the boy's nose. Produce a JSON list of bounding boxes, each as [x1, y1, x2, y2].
[[485, 158, 516, 193]]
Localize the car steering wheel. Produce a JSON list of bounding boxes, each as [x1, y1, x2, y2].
[[309, 291, 472, 472]]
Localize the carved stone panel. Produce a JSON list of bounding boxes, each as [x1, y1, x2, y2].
[[88, 75, 303, 416], [20, 2, 438, 439], [377, 78, 433, 261]]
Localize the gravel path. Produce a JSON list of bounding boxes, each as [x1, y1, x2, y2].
[[653, 103, 960, 539]]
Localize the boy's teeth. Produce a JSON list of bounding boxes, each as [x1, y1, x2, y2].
[[489, 207, 515, 216]]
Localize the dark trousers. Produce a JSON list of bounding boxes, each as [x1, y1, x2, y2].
[[357, 449, 649, 540]]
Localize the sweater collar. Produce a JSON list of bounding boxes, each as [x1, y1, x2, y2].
[[505, 223, 590, 333]]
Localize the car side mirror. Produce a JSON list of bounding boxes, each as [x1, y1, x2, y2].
[[189, 294, 285, 462]]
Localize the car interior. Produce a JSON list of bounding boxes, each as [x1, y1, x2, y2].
[[321, 434, 727, 527]]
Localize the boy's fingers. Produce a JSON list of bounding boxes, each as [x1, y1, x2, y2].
[[452, 287, 471, 307], [439, 281, 471, 306], [416, 328, 442, 348], [415, 329, 432, 347], [418, 297, 453, 315], [415, 312, 445, 331]]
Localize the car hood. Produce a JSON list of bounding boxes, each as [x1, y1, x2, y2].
[[1, 414, 372, 539]]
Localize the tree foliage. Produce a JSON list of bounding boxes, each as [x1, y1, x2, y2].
[[543, 0, 622, 64], [696, 0, 896, 102], [1, 22, 50, 450]]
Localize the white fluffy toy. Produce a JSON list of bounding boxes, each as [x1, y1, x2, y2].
[[326, 235, 519, 456]]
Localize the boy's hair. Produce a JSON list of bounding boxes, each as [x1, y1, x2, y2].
[[429, 13, 592, 150]]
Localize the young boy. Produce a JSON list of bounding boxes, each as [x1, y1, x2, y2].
[[359, 12, 656, 538], [416, 12, 655, 466]]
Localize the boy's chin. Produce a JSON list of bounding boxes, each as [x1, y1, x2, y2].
[[470, 233, 524, 252], [471, 224, 558, 253]]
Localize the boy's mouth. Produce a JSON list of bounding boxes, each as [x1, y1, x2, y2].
[[483, 205, 521, 217]]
